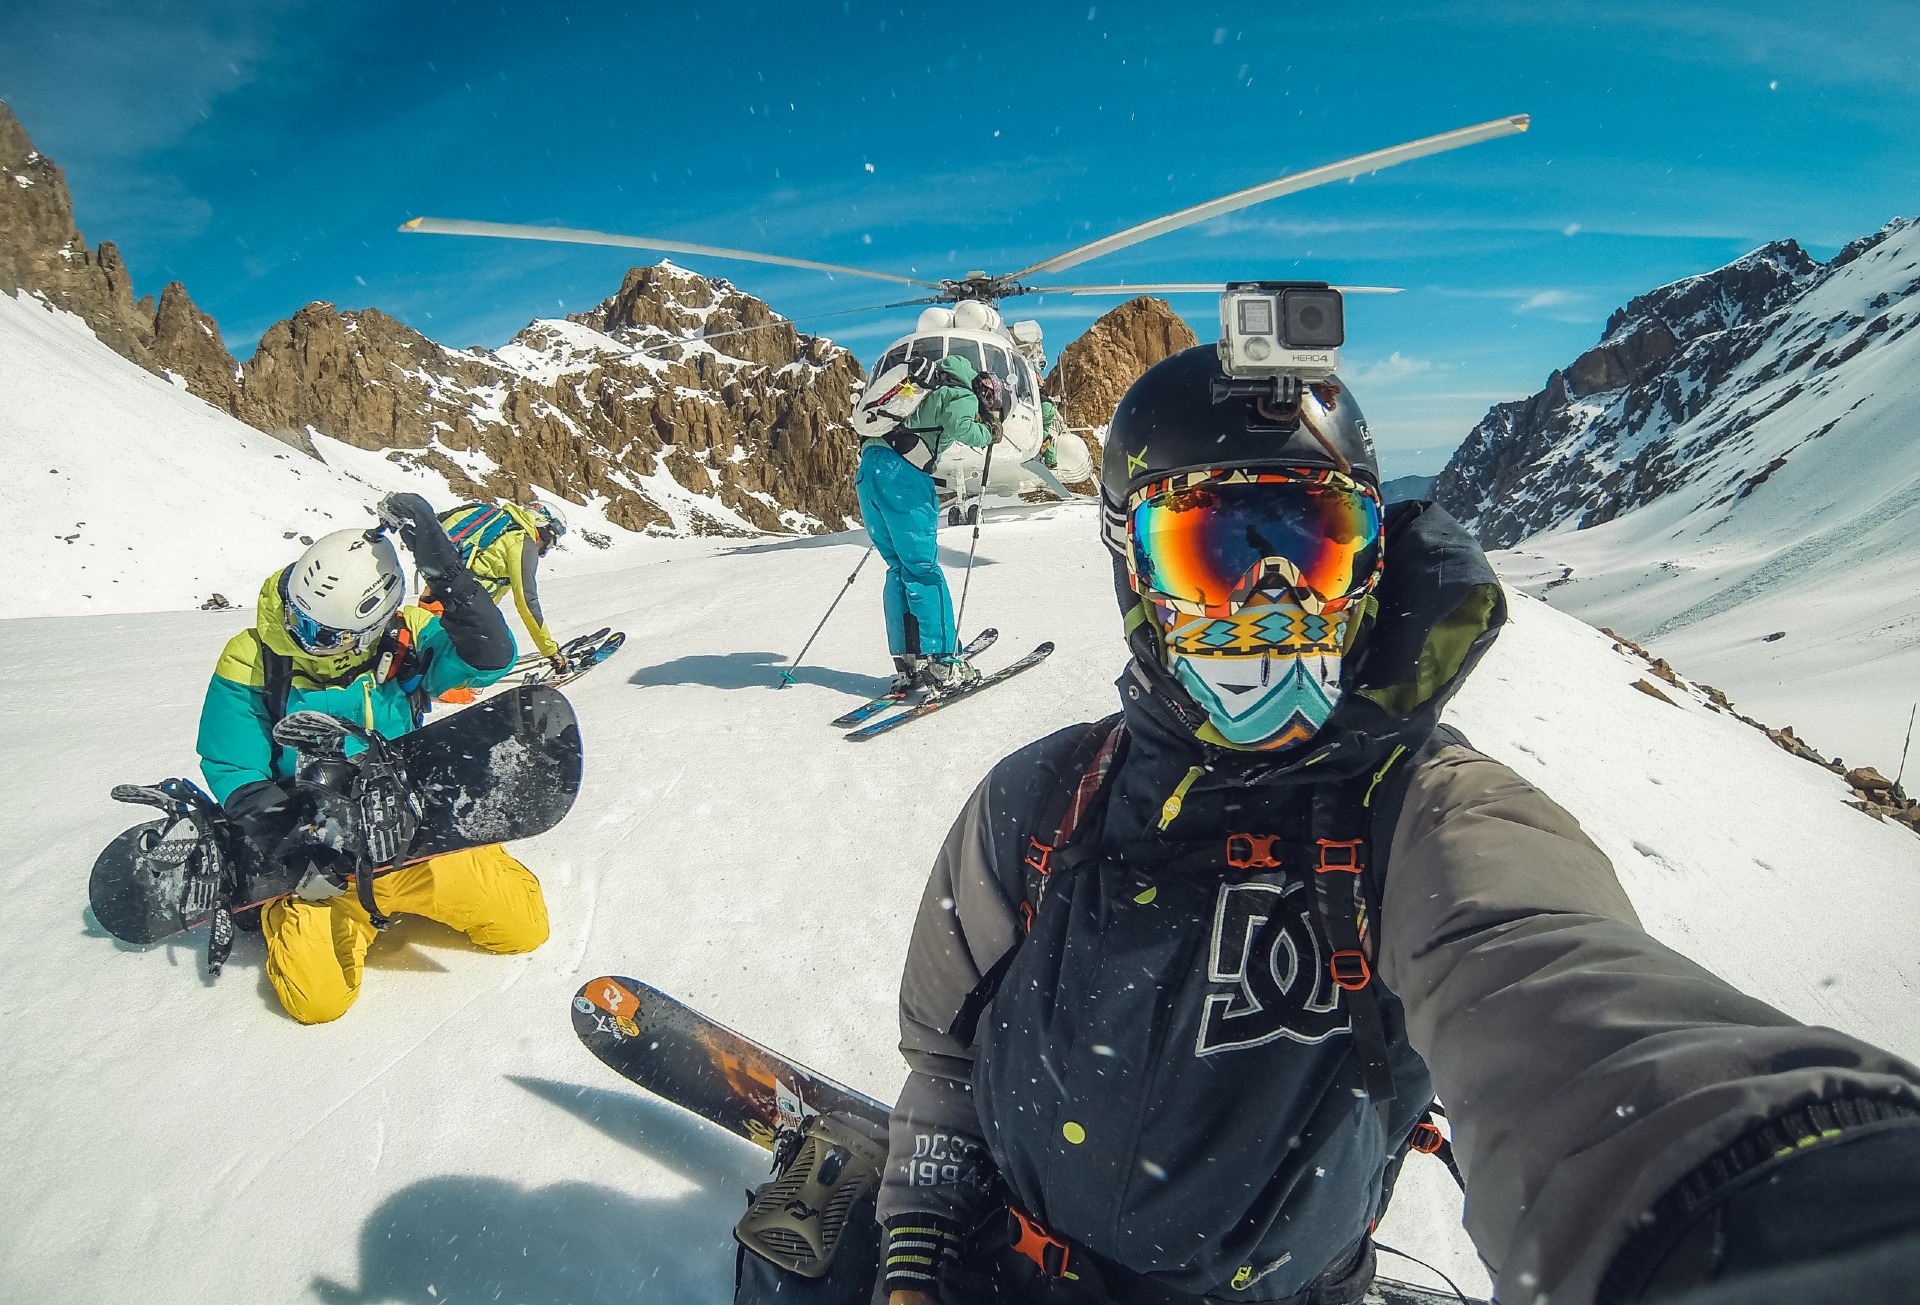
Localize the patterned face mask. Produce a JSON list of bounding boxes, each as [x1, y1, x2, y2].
[[1153, 592, 1351, 750]]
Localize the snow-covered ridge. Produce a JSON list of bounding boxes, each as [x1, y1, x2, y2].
[[1434, 217, 1920, 769], [0, 290, 663, 617]]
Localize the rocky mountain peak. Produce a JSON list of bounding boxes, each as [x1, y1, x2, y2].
[[1435, 217, 1920, 549], [0, 99, 227, 390], [1045, 295, 1198, 436]]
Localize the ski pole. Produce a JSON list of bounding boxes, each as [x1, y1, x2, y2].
[[776, 544, 875, 688], [953, 435, 997, 648]]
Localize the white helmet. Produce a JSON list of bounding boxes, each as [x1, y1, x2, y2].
[[526, 499, 568, 541], [282, 530, 405, 656]]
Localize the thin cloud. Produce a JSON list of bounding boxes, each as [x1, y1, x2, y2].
[[1343, 351, 1436, 386]]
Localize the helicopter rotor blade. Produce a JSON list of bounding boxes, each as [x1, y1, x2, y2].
[[1012, 283, 1404, 297], [1006, 114, 1530, 280], [398, 217, 943, 289]]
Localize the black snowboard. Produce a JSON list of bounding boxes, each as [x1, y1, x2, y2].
[[570, 976, 1481, 1304], [90, 684, 583, 945]]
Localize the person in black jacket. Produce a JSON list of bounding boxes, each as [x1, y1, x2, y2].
[[856, 347, 1920, 1305]]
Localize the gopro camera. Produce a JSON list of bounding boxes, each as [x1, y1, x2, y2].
[[1216, 282, 1344, 392]]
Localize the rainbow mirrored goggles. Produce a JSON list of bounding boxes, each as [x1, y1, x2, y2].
[[1126, 468, 1384, 617], [286, 604, 379, 657]]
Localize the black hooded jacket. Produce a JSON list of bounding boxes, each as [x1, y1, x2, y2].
[[877, 504, 1920, 1303]]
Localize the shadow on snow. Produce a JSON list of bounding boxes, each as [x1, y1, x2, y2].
[[630, 651, 889, 699], [312, 1077, 762, 1305]]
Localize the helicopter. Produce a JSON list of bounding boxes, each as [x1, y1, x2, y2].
[[400, 114, 1528, 515]]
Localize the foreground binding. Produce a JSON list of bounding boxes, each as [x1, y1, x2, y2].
[[843, 641, 1053, 741], [829, 628, 1000, 729], [90, 684, 583, 952], [568, 976, 1480, 1304]]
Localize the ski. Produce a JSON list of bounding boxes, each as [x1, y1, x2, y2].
[[844, 641, 1053, 742], [513, 627, 609, 670], [525, 629, 626, 688], [828, 628, 999, 729]]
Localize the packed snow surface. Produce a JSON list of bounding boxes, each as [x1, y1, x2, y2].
[[4, 500, 1920, 1304]]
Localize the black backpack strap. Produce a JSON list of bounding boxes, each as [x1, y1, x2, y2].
[[946, 716, 1126, 1045], [254, 632, 297, 780], [1017, 713, 1126, 933], [1408, 1104, 1465, 1190], [1310, 778, 1397, 1130]]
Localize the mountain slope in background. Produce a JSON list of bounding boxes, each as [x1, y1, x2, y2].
[[1436, 218, 1920, 769], [0, 99, 862, 536], [0, 291, 669, 617]]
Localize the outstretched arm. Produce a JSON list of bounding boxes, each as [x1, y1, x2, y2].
[[507, 534, 561, 661], [1380, 744, 1920, 1303]]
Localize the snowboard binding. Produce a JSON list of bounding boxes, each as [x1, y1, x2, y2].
[[735, 1112, 888, 1279], [272, 712, 424, 931], [109, 778, 249, 976]]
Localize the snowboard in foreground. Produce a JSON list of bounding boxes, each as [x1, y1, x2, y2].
[[90, 684, 583, 946], [568, 976, 1481, 1304], [572, 975, 889, 1149]]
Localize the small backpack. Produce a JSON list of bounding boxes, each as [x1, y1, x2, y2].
[[850, 354, 948, 441]]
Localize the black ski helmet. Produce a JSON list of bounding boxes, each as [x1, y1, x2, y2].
[[1099, 344, 1379, 559]]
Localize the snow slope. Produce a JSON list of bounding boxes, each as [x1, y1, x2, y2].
[[4, 503, 1919, 1304], [0, 291, 662, 619], [1460, 220, 1920, 771]]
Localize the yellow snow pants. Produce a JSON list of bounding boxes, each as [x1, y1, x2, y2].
[[262, 844, 549, 1024]]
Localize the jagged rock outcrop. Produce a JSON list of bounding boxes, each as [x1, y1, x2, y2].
[[1044, 296, 1198, 474], [0, 100, 866, 536], [0, 100, 231, 399], [231, 270, 866, 534], [1430, 232, 1916, 548]]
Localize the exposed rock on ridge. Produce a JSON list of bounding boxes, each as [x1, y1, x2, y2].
[[0, 100, 863, 535], [1432, 228, 1919, 548], [1044, 295, 1198, 476], [0, 100, 234, 402]]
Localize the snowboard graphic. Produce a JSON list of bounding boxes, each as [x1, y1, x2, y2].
[[568, 977, 1481, 1304], [91, 684, 583, 946], [571, 976, 889, 1150]]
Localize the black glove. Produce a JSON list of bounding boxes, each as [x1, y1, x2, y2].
[[376, 493, 464, 586]]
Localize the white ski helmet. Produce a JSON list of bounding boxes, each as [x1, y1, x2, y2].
[[526, 499, 568, 541], [282, 529, 405, 656]]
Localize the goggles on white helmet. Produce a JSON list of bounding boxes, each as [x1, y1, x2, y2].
[[280, 530, 405, 656]]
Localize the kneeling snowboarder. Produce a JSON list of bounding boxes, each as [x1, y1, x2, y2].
[[738, 345, 1920, 1304], [196, 493, 551, 1023]]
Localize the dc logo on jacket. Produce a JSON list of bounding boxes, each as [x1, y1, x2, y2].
[[1196, 879, 1350, 1055]]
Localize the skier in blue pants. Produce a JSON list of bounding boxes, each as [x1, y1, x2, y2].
[[856, 353, 999, 693]]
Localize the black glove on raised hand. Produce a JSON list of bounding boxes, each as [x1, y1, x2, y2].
[[373, 494, 513, 671], [377, 493, 463, 586]]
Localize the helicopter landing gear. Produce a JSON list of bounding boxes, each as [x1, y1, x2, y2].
[[947, 505, 963, 527]]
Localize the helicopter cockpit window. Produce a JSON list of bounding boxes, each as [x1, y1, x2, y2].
[[878, 344, 909, 374], [982, 344, 1031, 400], [909, 336, 946, 366], [946, 337, 985, 373]]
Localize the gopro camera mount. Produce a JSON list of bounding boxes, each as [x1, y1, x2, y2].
[[1212, 281, 1345, 407]]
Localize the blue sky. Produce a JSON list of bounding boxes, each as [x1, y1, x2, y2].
[[3, 1, 1917, 476]]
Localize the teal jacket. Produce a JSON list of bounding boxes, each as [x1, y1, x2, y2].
[[197, 569, 515, 805], [863, 354, 996, 465]]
